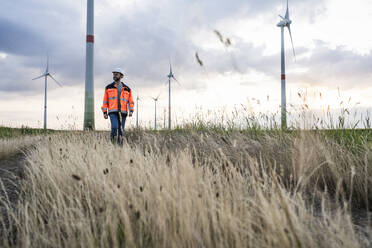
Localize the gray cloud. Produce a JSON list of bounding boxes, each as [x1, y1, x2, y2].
[[291, 40, 372, 89], [0, 18, 48, 56], [1, 0, 369, 97]]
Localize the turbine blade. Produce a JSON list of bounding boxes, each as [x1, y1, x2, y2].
[[169, 58, 173, 75], [172, 75, 181, 86], [48, 74, 63, 87], [32, 74, 46, 80], [279, 15, 285, 20], [285, 0, 289, 19], [46, 53, 49, 73], [146, 95, 157, 101], [287, 25, 296, 61]]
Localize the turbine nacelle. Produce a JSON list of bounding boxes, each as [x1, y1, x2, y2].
[[277, 16, 292, 27], [277, 0, 292, 27], [152, 94, 160, 102], [277, 21, 286, 27], [32, 56, 63, 87], [166, 59, 180, 85]]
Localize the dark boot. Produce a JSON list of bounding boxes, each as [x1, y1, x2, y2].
[[118, 135, 124, 147], [110, 134, 117, 145]]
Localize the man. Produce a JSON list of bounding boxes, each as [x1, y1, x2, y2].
[[101, 68, 134, 145]]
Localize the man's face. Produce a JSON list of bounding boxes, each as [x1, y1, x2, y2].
[[113, 72, 123, 81]]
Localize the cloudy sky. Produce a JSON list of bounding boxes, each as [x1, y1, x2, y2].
[[0, 0, 371, 130]]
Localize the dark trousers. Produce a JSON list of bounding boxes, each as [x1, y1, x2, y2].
[[109, 112, 127, 145]]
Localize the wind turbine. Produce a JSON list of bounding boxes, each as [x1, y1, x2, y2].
[[151, 94, 160, 130], [32, 55, 63, 130], [83, 0, 95, 130], [277, 0, 296, 129], [166, 59, 180, 129]]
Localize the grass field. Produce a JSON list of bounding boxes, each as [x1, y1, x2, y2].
[[0, 125, 371, 247]]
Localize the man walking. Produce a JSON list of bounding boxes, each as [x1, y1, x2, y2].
[[101, 68, 134, 145]]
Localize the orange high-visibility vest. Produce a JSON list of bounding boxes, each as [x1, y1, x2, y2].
[[101, 82, 134, 114]]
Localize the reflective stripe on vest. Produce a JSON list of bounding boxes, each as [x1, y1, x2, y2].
[[108, 109, 119, 113]]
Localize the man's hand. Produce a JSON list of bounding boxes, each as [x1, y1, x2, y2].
[[104, 113, 108, 119], [129, 111, 133, 117]]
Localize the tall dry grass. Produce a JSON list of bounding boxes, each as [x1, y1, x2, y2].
[[0, 136, 42, 160], [0, 130, 371, 247]]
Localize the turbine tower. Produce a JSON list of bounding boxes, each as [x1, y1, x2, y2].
[[277, 0, 296, 129], [83, 0, 95, 130], [151, 94, 160, 130], [166, 59, 179, 130], [33, 55, 63, 130]]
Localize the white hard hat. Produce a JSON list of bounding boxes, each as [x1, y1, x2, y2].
[[112, 68, 124, 75]]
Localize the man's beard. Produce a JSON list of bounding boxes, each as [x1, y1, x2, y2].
[[113, 76, 120, 82]]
